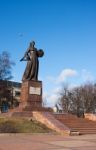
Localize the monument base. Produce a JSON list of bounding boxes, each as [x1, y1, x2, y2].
[[12, 80, 53, 118], [20, 80, 42, 111]]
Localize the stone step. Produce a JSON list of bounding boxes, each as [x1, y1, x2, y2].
[[12, 111, 33, 117], [54, 114, 96, 135], [58, 121, 96, 125], [23, 106, 52, 112]]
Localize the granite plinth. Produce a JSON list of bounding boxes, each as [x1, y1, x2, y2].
[[20, 80, 42, 110]]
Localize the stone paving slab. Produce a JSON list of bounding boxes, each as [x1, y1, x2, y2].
[[0, 134, 96, 150], [74, 147, 96, 150], [48, 140, 96, 148]]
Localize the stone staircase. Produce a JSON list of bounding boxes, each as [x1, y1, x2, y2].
[[33, 111, 72, 135], [54, 113, 96, 135]]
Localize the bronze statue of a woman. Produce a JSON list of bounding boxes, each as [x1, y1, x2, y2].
[[20, 41, 44, 81]]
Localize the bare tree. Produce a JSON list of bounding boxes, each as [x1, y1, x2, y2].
[[58, 84, 72, 113], [58, 82, 96, 117], [81, 83, 96, 113], [0, 51, 15, 111], [0, 51, 15, 80]]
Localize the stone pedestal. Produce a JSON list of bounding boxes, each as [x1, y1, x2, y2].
[[20, 80, 42, 111]]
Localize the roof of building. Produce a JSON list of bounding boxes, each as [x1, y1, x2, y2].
[[0, 80, 21, 88]]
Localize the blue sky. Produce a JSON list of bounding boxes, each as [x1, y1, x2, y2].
[[0, 0, 96, 106]]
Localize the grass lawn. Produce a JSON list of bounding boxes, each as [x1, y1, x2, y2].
[[0, 117, 53, 133]]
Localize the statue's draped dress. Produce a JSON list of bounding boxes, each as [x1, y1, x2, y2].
[[22, 48, 39, 81]]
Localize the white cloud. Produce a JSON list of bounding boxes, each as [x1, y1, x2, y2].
[[46, 68, 78, 84], [57, 69, 78, 83], [43, 92, 48, 100], [43, 68, 78, 107], [44, 93, 60, 107], [43, 87, 62, 107]]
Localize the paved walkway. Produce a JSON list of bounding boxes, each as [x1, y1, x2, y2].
[[0, 133, 96, 150]]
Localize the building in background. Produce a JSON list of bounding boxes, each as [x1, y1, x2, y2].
[[0, 80, 21, 112]]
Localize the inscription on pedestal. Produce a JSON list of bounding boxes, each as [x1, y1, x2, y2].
[[20, 80, 42, 110], [29, 87, 41, 95]]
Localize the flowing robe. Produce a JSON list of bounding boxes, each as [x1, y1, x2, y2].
[[22, 48, 44, 81]]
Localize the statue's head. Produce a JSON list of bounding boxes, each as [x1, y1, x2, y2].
[[30, 41, 35, 47]]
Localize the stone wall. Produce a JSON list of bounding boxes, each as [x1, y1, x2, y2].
[[85, 113, 96, 121]]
